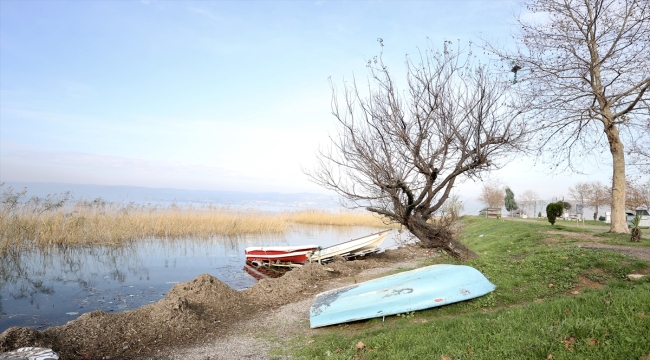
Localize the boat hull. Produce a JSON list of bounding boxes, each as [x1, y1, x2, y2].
[[308, 230, 391, 262], [309, 264, 496, 328], [245, 245, 319, 263]]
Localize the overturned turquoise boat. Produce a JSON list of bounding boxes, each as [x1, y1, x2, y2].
[[309, 264, 495, 328]]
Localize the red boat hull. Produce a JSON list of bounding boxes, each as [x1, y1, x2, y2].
[[244, 245, 319, 264]]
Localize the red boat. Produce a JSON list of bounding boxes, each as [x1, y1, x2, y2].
[[244, 244, 319, 264]]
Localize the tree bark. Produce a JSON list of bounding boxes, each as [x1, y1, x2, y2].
[[603, 111, 629, 233], [407, 216, 479, 260]]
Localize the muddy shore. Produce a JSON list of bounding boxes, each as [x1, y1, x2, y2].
[[0, 246, 430, 359]]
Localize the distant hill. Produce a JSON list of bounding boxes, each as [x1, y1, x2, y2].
[[1, 182, 341, 210]]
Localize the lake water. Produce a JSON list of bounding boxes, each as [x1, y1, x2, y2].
[[0, 225, 403, 332]]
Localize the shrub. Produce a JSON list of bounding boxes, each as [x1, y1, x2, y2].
[[598, 216, 606, 221], [546, 202, 564, 225], [538, 212, 542, 218]]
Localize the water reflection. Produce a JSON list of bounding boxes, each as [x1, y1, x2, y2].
[[0, 225, 395, 332]]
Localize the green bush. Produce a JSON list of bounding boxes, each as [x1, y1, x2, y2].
[[546, 202, 563, 225], [598, 216, 606, 221]]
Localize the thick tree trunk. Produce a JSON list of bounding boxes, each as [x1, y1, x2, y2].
[[407, 217, 479, 260], [605, 119, 629, 233]]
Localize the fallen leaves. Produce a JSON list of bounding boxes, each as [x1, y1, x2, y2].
[[307, 339, 315, 344], [546, 354, 553, 359], [548, 283, 554, 288], [587, 338, 599, 346], [441, 356, 451, 360], [356, 341, 365, 349], [563, 336, 576, 350]]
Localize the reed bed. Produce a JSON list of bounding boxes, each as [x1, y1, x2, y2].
[[0, 186, 393, 252], [286, 210, 395, 227], [0, 187, 287, 251]]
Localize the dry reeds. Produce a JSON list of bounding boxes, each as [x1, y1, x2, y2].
[[286, 210, 395, 227], [0, 185, 394, 252], [0, 186, 287, 251]]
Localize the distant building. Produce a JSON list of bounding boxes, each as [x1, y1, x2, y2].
[[479, 208, 502, 218], [626, 208, 650, 228]]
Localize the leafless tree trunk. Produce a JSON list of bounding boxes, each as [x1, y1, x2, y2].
[[484, 0, 650, 233], [308, 42, 528, 260]]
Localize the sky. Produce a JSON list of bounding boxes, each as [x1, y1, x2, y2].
[[0, 0, 619, 206]]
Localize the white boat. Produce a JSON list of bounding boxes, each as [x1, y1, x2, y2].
[[308, 230, 391, 263]]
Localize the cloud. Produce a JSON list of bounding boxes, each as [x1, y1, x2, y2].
[[0, 144, 324, 193]]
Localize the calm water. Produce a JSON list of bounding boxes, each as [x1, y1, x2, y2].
[[0, 226, 401, 332]]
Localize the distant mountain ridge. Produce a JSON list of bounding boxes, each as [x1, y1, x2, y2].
[[2, 182, 341, 210]]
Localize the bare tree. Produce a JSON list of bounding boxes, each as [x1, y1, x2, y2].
[[569, 182, 592, 217], [485, 0, 650, 233], [627, 177, 650, 210], [478, 179, 506, 209], [308, 42, 527, 260], [520, 189, 539, 217], [628, 119, 650, 175], [588, 181, 609, 219]]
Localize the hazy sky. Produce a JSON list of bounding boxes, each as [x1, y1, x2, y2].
[[0, 0, 616, 203]]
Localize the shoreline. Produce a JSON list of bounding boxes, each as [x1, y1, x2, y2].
[[0, 246, 430, 360]]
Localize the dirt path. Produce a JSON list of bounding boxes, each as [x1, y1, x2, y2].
[[157, 258, 423, 360], [512, 218, 650, 239], [576, 243, 650, 261], [539, 230, 650, 261]]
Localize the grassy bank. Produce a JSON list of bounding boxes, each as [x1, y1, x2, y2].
[[0, 187, 392, 252], [281, 216, 650, 359]]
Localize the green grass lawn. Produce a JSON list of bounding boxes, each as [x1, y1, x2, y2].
[[275, 216, 650, 360]]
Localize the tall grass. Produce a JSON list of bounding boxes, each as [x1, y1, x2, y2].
[[286, 210, 394, 227], [0, 186, 392, 252], [0, 186, 287, 250]]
